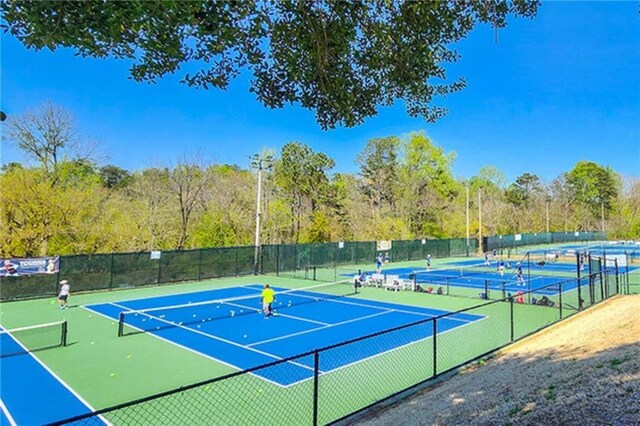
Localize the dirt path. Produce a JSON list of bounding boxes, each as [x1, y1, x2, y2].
[[354, 295, 640, 426]]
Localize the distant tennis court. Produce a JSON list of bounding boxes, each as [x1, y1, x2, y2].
[[86, 283, 484, 386]]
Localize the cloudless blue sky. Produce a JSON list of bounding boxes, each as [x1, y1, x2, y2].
[[1, 1, 639, 184]]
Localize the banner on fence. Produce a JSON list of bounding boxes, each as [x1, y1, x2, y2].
[[377, 240, 392, 251], [1, 256, 59, 277]]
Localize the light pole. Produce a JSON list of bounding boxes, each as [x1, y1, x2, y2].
[[466, 185, 470, 254], [249, 154, 273, 274]]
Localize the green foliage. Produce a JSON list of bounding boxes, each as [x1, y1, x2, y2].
[[356, 137, 400, 211], [1, 105, 636, 256], [1, 1, 539, 129], [99, 165, 132, 189]]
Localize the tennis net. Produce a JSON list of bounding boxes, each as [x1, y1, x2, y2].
[[118, 281, 357, 337], [0, 320, 68, 358], [411, 262, 494, 283]]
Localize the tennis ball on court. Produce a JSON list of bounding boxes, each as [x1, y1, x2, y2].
[[258, 389, 263, 393], [90, 341, 95, 345], [49, 300, 55, 305], [193, 314, 197, 318], [110, 373, 116, 377], [244, 334, 248, 338], [197, 325, 201, 328], [204, 386, 211, 392], [127, 355, 132, 359]]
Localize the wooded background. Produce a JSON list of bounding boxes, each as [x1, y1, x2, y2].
[[2, 103, 638, 257]]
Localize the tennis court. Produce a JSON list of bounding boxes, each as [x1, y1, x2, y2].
[[86, 283, 484, 386], [357, 265, 581, 296]]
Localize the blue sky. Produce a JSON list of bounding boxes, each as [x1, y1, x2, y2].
[[1, 1, 639, 184]]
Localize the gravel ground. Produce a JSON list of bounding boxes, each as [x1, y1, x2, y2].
[[353, 294, 640, 426]]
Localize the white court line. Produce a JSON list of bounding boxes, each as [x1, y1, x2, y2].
[[83, 306, 289, 389], [110, 302, 321, 374], [0, 398, 17, 426], [84, 283, 262, 307], [224, 301, 330, 326], [281, 314, 490, 388], [282, 291, 475, 324], [248, 310, 393, 347], [0, 323, 111, 425]]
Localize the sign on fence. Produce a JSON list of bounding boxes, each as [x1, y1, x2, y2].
[[377, 241, 392, 251], [1, 256, 59, 277], [150, 251, 162, 260]]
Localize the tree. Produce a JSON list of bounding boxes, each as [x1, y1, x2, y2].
[[99, 165, 132, 189], [2, 1, 539, 129], [4, 102, 78, 176], [397, 132, 458, 236], [356, 137, 400, 213], [566, 161, 619, 229], [169, 158, 213, 249], [274, 142, 335, 242]]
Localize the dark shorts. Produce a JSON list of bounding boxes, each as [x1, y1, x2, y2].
[[58, 295, 68, 301]]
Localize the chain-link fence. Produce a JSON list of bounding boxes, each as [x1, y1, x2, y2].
[[2, 232, 606, 302], [47, 266, 629, 426], [484, 231, 605, 254]]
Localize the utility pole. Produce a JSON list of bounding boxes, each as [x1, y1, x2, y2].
[[466, 185, 470, 252], [601, 202, 605, 235], [250, 154, 273, 274], [545, 196, 550, 233]]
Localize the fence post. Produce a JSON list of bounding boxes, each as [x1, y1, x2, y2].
[[235, 247, 239, 277], [510, 297, 514, 342], [432, 318, 437, 377], [313, 350, 320, 426], [576, 252, 582, 309], [109, 253, 115, 290], [276, 245, 280, 276], [559, 282, 563, 320], [157, 254, 162, 284], [198, 249, 203, 281]]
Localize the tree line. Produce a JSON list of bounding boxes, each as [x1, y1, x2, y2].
[[1, 103, 638, 257]]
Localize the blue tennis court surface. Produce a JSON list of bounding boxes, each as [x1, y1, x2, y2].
[[363, 266, 581, 296], [86, 285, 484, 387], [0, 328, 103, 425]]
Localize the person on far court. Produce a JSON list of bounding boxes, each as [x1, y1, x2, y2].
[[425, 254, 431, 271], [498, 259, 505, 277], [261, 284, 275, 318], [376, 253, 383, 274], [484, 252, 490, 266], [516, 263, 525, 286], [58, 280, 70, 309]]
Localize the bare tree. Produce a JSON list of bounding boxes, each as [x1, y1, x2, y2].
[[169, 155, 213, 249], [3, 102, 97, 182]]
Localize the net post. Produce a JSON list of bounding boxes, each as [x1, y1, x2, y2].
[[484, 279, 489, 300], [501, 281, 506, 300], [61, 321, 68, 347], [118, 312, 125, 337], [313, 266, 317, 281], [446, 277, 450, 296]]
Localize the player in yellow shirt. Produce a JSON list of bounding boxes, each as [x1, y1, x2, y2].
[[261, 284, 276, 318]]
